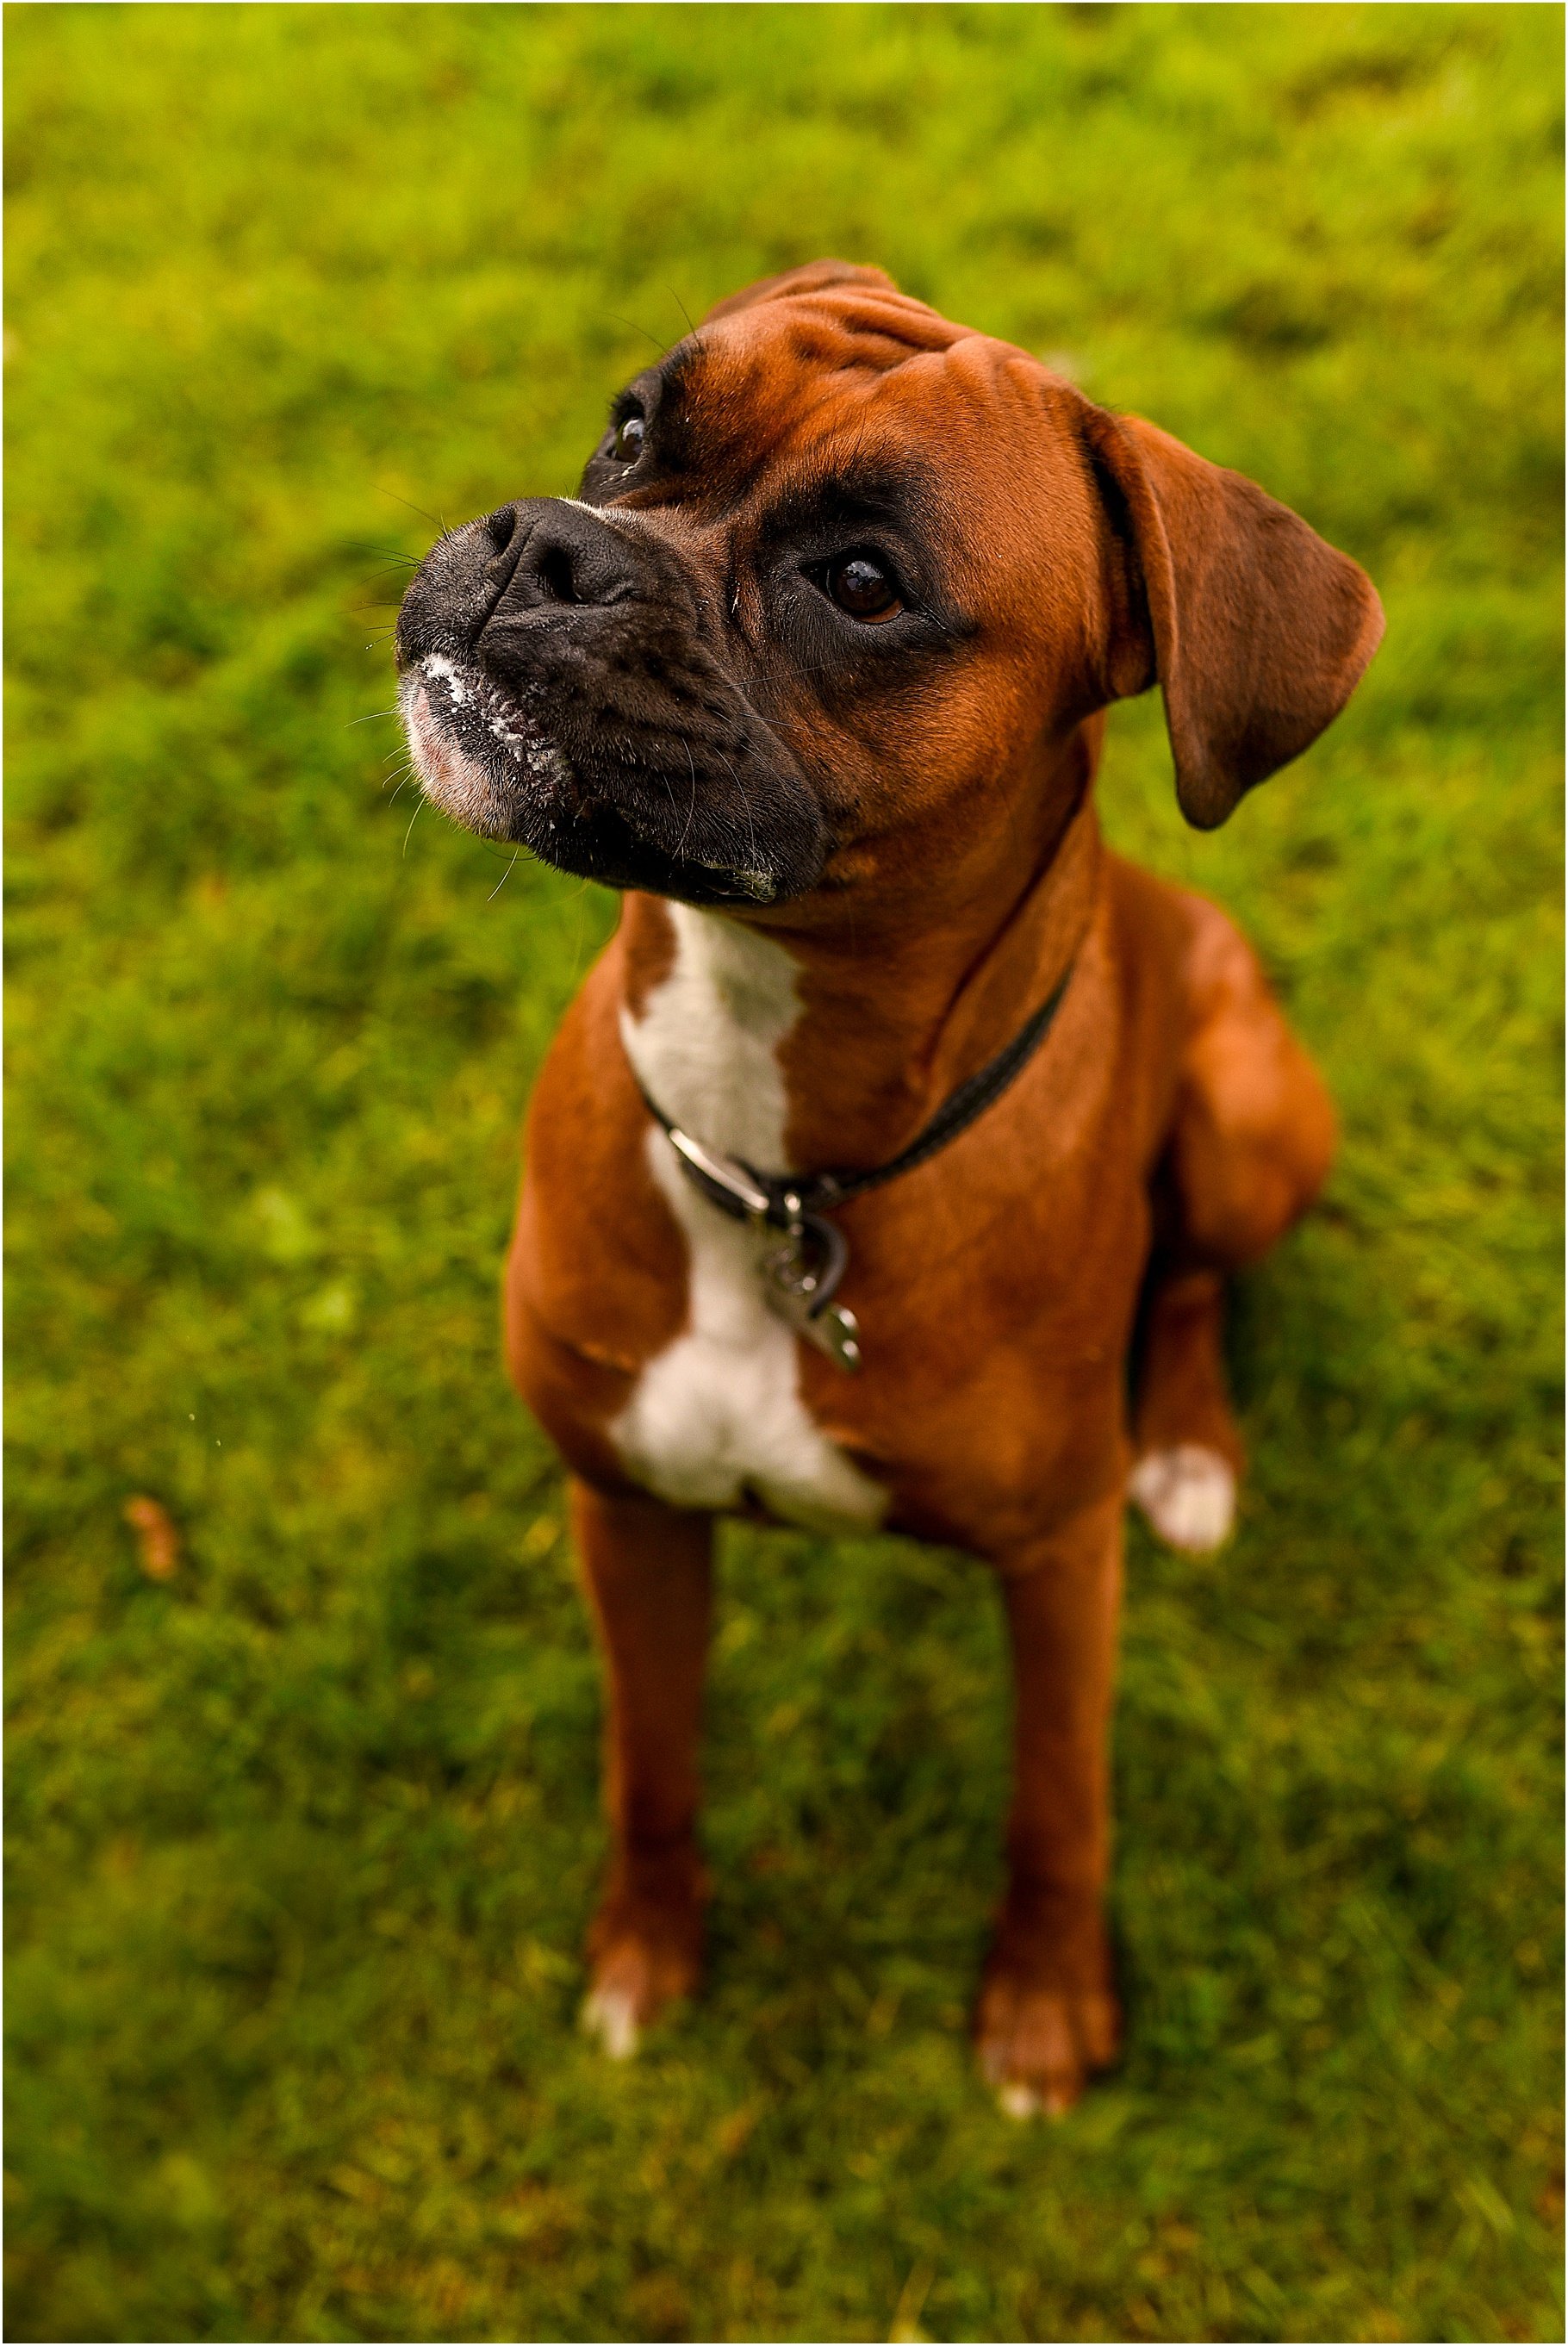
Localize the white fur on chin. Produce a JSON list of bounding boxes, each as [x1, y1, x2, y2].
[[397, 657, 570, 839]]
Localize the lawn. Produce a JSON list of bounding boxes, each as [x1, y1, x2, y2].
[[5, 6, 1562, 2340]]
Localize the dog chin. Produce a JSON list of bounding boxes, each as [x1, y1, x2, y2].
[[397, 658, 788, 907], [398, 659, 571, 841]]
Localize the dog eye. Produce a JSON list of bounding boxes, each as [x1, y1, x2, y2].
[[824, 552, 901, 622], [613, 414, 645, 464]]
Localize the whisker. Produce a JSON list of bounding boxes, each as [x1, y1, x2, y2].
[[655, 756, 682, 841], [679, 737, 699, 861], [487, 847, 521, 903], [607, 310, 668, 356], [669, 292, 705, 356], [377, 490, 445, 532], [714, 747, 761, 874]]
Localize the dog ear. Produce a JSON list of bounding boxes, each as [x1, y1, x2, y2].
[[1080, 403, 1384, 829], [703, 259, 899, 323]]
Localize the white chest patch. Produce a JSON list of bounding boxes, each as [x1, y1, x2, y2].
[[613, 905, 886, 1534]]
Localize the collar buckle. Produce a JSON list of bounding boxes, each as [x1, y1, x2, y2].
[[665, 1125, 775, 1225]]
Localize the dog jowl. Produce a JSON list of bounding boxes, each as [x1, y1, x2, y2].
[[395, 467, 830, 906], [395, 261, 1381, 2116]]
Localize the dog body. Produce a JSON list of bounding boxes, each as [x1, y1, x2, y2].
[[397, 263, 1380, 2111], [508, 824, 1279, 1554]]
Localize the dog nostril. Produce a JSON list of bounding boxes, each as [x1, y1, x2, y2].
[[482, 506, 519, 556], [537, 544, 579, 605]]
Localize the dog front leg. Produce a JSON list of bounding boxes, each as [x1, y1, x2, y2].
[[571, 1476, 712, 2057], [977, 1491, 1124, 2117]]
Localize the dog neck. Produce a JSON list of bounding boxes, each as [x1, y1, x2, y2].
[[619, 720, 1103, 1179]]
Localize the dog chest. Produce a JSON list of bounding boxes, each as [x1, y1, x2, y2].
[[612, 906, 886, 1534]]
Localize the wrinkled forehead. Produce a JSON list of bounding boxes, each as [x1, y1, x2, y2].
[[617, 288, 1079, 526]]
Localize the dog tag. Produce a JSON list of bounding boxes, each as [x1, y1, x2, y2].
[[762, 1237, 862, 1373]]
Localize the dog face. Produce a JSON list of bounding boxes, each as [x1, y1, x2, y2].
[[396, 262, 1382, 908]]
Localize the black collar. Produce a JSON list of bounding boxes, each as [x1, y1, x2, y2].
[[632, 957, 1077, 1367]]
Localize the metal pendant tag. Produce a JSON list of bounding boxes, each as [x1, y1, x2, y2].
[[806, 1297, 862, 1373], [762, 1237, 862, 1373]]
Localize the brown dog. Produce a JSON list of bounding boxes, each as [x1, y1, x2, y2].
[[395, 260, 1382, 2116]]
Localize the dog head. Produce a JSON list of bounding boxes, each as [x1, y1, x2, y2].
[[395, 260, 1383, 911]]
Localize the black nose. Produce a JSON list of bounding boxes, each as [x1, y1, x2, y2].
[[483, 499, 650, 614]]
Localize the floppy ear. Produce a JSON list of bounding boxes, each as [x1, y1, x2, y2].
[[703, 258, 899, 323], [1080, 404, 1384, 829]]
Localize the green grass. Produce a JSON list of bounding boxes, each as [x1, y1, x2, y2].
[[5, 5, 1561, 2339]]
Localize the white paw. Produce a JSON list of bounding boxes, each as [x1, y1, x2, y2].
[[996, 2078, 1079, 2123], [1128, 1444, 1236, 1553], [581, 1986, 639, 2060]]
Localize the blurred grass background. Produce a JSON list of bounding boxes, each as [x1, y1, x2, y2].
[[4, 5, 1562, 2340]]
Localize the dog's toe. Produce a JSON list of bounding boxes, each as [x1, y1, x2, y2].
[[581, 1984, 640, 2060], [1128, 1444, 1235, 1553], [976, 1972, 1117, 2121], [580, 1907, 701, 2061]]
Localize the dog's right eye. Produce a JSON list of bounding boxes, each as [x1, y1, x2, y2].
[[612, 414, 646, 464]]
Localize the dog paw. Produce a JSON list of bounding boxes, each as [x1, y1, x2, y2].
[[1128, 1443, 1235, 1553], [582, 1905, 702, 2060], [581, 1980, 642, 2059], [975, 1971, 1121, 2120]]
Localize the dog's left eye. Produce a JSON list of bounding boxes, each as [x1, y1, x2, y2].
[[612, 414, 645, 464], [824, 552, 902, 622]]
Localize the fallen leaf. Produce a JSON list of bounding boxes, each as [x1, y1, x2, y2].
[[124, 1495, 180, 1580], [715, 2100, 761, 2160]]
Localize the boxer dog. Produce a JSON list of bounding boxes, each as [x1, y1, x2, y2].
[[395, 262, 1382, 2116]]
